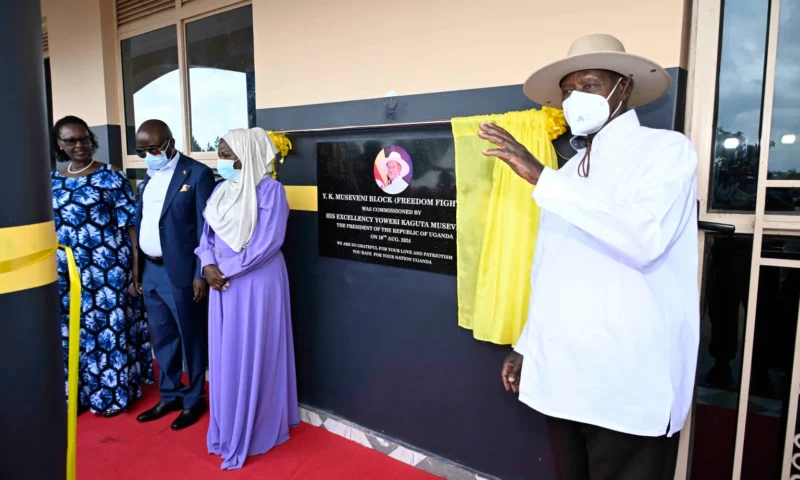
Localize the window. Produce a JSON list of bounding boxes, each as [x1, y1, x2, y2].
[[764, 1, 800, 213], [121, 25, 182, 156], [186, 5, 255, 153], [119, 4, 255, 160], [694, 233, 800, 479], [707, 0, 769, 213]]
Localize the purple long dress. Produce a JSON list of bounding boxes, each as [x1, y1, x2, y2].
[[195, 178, 299, 470]]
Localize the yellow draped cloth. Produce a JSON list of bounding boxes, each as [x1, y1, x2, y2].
[[452, 107, 566, 346]]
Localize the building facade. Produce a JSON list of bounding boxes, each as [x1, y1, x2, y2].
[[40, 0, 800, 479]]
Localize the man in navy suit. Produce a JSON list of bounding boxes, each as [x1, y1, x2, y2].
[[133, 119, 216, 430]]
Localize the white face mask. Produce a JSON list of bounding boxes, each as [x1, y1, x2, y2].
[[562, 78, 624, 136], [144, 151, 169, 170], [216, 158, 240, 182]]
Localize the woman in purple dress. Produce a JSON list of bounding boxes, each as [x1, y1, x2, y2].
[[195, 128, 299, 470]]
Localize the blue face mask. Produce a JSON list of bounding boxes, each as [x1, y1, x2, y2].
[[144, 151, 170, 170], [217, 159, 240, 181]]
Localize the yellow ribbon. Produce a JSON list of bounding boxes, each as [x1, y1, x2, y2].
[[0, 222, 77, 478], [0, 222, 58, 295], [0, 246, 56, 274], [266, 131, 293, 180], [267, 131, 293, 158], [61, 245, 80, 480]]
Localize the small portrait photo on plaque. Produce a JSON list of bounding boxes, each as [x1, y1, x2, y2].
[[373, 146, 413, 195]]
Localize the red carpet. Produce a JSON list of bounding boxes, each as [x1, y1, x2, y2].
[[77, 383, 439, 479], [691, 404, 782, 479]]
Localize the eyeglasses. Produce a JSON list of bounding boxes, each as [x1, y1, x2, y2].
[[135, 139, 171, 158], [59, 136, 92, 147]]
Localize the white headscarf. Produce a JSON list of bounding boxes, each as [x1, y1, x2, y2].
[[205, 128, 278, 252]]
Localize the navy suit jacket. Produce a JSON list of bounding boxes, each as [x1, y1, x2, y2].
[[135, 153, 216, 288]]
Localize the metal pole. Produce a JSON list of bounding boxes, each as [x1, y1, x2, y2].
[[0, 1, 66, 479]]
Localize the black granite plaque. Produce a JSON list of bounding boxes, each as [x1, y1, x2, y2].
[[317, 135, 456, 275]]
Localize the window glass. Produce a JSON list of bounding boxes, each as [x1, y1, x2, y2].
[[185, 5, 255, 153], [120, 26, 183, 155], [694, 233, 800, 479], [708, 0, 770, 212], [765, 1, 800, 219]]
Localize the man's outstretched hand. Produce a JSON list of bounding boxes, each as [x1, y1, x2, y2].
[[478, 122, 545, 185]]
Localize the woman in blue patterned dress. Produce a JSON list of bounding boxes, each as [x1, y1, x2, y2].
[[51, 116, 154, 417]]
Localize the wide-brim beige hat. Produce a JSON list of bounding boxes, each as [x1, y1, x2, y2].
[[523, 34, 671, 109], [379, 151, 411, 177]]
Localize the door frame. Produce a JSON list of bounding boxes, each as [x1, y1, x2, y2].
[[678, 0, 800, 478]]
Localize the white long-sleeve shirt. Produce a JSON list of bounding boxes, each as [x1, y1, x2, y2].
[[140, 154, 180, 257], [514, 110, 699, 437]]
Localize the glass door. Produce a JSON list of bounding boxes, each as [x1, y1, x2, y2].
[[679, 0, 800, 478]]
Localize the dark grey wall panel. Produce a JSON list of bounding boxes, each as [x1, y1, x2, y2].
[[89, 124, 123, 168], [258, 84, 537, 132], [283, 211, 555, 479], [259, 67, 686, 134]]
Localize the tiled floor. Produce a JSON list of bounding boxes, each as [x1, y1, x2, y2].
[[696, 386, 783, 417], [298, 406, 496, 480]]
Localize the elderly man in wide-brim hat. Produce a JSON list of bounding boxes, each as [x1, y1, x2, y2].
[[482, 34, 699, 480], [379, 151, 411, 194]]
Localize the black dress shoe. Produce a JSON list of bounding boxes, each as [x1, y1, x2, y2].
[[101, 409, 125, 419], [171, 400, 207, 430], [137, 400, 184, 423]]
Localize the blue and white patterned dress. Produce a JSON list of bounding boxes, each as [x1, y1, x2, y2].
[[52, 164, 154, 414]]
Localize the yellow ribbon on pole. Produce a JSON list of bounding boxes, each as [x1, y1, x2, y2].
[[0, 221, 80, 480], [61, 245, 80, 480], [0, 222, 58, 295]]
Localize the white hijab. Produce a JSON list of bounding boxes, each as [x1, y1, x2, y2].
[[205, 128, 278, 252]]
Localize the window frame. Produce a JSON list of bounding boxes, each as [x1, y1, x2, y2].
[[680, 0, 800, 478], [690, 0, 800, 235], [114, 0, 252, 169], [690, 0, 757, 235]]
